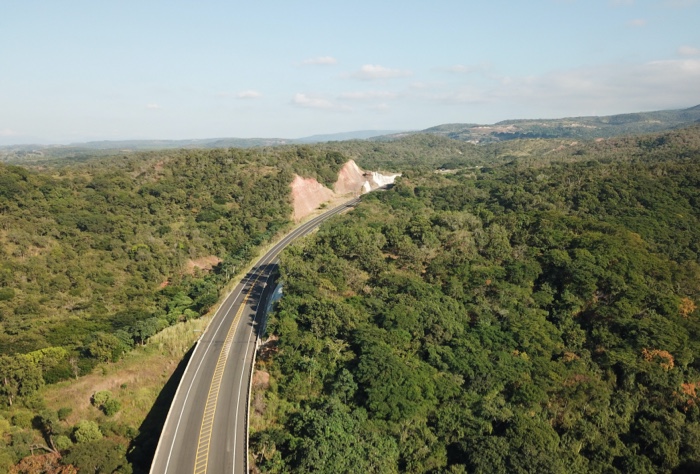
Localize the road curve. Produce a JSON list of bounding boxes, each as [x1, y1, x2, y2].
[[150, 197, 360, 474]]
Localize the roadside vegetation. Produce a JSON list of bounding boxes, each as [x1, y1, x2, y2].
[[251, 125, 700, 473], [0, 145, 353, 472]]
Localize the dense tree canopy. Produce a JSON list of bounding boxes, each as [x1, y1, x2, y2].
[[2, 125, 700, 472], [252, 126, 700, 473], [0, 145, 364, 370], [0, 145, 354, 471]]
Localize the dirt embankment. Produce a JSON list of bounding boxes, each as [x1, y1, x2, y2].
[[185, 255, 222, 274], [290, 175, 337, 221], [333, 159, 367, 195], [291, 160, 400, 221]]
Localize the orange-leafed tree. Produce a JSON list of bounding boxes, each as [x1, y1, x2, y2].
[[679, 297, 697, 318], [10, 453, 77, 474]]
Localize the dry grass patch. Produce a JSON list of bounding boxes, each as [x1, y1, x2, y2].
[[42, 314, 212, 428]]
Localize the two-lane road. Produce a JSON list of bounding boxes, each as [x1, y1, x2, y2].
[[150, 197, 360, 474]]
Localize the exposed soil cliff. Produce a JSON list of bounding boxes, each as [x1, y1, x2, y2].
[[290, 175, 336, 221], [334, 160, 367, 195], [291, 160, 400, 221]]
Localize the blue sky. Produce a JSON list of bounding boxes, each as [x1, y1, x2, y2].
[[1, 0, 699, 144]]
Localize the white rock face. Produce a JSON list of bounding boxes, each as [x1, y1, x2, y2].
[[335, 159, 401, 195], [368, 171, 401, 188]]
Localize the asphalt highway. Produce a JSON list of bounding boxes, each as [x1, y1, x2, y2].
[[150, 197, 360, 474]]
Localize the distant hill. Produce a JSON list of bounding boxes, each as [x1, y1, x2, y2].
[[3, 105, 700, 164], [0, 131, 405, 163], [295, 130, 405, 143], [74, 137, 295, 149], [397, 104, 700, 144], [0, 138, 296, 164]]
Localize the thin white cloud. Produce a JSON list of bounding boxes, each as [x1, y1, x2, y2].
[[610, 0, 634, 6], [627, 18, 647, 27], [648, 58, 700, 72], [338, 90, 398, 101], [292, 93, 351, 111], [293, 93, 334, 109], [503, 59, 700, 110], [426, 86, 490, 105], [369, 103, 391, 112], [302, 56, 338, 65], [409, 82, 431, 90], [448, 65, 473, 74], [663, 0, 698, 7], [444, 63, 492, 75], [421, 58, 700, 116], [0, 128, 18, 137], [146, 103, 162, 110], [352, 64, 412, 80], [679, 45, 700, 56], [237, 90, 263, 99]]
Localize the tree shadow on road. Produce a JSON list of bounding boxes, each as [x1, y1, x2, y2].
[[127, 344, 195, 473]]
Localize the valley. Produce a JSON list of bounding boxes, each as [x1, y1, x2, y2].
[[0, 110, 699, 473]]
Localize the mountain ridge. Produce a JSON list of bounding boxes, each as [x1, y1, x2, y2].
[[404, 104, 700, 143], [2, 105, 699, 162]]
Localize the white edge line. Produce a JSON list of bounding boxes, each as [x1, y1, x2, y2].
[[151, 197, 359, 473], [158, 219, 312, 472], [237, 269, 275, 473], [242, 199, 359, 471], [157, 280, 249, 474]]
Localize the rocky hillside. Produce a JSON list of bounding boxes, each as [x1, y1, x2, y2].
[[381, 104, 700, 144], [291, 159, 400, 220]]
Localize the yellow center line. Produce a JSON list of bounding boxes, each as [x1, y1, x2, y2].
[[193, 273, 262, 474], [191, 202, 354, 473]]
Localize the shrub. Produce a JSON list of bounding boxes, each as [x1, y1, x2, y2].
[[103, 398, 121, 417], [62, 438, 130, 473], [11, 411, 33, 429], [55, 434, 72, 451], [0, 288, 15, 301], [57, 407, 73, 421], [92, 390, 112, 407], [73, 420, 102, 443], [43, 364, 74, 384], [0, 416, 10, 436], [0, 451, 14, 473]]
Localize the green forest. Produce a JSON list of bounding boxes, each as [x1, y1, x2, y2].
[[251, 126, 700, 473], [0, 144, 354, 472], [1, 124, 700, 472]]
